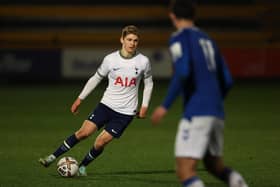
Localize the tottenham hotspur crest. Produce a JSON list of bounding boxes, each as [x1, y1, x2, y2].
[[135, 67, 139, 75]]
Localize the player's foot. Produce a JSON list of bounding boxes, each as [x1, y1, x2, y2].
[[229, 171, 248, 187], [77, 166, 87, 176], [38, 155, 56, 167]]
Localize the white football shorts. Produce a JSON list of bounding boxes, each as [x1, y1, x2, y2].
[[175, 116, 224, 159]]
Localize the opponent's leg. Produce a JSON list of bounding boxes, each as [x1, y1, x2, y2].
[[229, 171, 248, 187], [203, 154, 248, 187], [204, 117, 248, 187], [175, 118, 214, 187], [176, 157, 205, 187]]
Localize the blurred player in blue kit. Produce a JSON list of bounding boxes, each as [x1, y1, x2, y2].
[[151, 0, 248, 187], [39, 25, 153, 176]]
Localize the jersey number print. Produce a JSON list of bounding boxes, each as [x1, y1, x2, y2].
[[199, 38, 216, 71]]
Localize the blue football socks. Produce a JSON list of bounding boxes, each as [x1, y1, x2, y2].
[[53, 134, 80, 158], [79, 147, 104, 167]]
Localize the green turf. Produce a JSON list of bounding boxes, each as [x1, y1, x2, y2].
[[0, 81, 279, 187]]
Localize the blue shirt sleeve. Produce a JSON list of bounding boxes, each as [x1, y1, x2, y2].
[[162, 34, 191, 109], [162, 73, 182, 109]]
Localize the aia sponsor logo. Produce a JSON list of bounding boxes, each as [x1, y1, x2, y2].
[[114, 76, 136, 87]]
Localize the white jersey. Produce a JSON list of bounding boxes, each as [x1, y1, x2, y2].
[[79, 50, 153, 115]]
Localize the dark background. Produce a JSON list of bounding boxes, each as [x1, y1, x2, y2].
[[1, 0, 280, 83], [0, 2, 279, 186]]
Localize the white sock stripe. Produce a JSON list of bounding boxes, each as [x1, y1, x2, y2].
[[88, 152, 95, 160], [63, 141, 71, 149]]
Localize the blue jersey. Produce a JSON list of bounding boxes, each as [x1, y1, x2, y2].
[[162, 27, 233, 119]]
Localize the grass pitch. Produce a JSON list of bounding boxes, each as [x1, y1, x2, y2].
[[0, 80, 279, 187]]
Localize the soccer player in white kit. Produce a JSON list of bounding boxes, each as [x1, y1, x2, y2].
[[39, 25, 153, 176]]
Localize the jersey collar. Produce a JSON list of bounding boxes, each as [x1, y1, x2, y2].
[[119, 50, 138, 59]]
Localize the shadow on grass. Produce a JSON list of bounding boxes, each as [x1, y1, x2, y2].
[[49, 168, 225, 186], [94, 169, 175, 175], [86, 169, 208, 185], [90, 169, 178, 184]]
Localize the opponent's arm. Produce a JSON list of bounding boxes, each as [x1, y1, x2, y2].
[[151, 39, 190, 125], [151, 74, 181, 124]]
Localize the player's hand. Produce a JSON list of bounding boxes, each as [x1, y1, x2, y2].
[[151, 106, 167, 125], [137, 106, 148, 119], [71, 98, 82, 115]]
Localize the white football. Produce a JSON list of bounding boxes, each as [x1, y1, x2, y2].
[[57, 156, 79, 177]]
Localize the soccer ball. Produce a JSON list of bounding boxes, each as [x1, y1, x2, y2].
[[57, 156, 79, 177]]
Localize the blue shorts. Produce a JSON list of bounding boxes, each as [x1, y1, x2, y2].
[[87, 103, 134, 138]]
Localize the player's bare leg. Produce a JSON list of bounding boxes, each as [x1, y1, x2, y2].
[[176, 157, 205, 187], [94, 130, 114, 150], [75, 120, 98, 140]]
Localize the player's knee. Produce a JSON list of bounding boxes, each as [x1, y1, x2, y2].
[[75, 130, 90, 140], [94, 138, 107, 150]]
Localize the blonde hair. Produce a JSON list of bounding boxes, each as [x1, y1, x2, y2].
[[121, 25, 140, 39]]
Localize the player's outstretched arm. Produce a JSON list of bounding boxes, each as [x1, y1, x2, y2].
[[151, 106, 167, 125], [71, 72, 103, 115], [71, 98, 82, 115]]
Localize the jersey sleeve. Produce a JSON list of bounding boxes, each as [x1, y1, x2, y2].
[[96, 56, 110, 77], [162, 36, 191, 109], [141, 76, 153, 107], [170, 36, 191, 79], [141, 58, 153, 107], [78, 72, 103, 100], [162, 74, 182, 109], [78, 56, 110, 100], [143, 58, 152, 79]]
